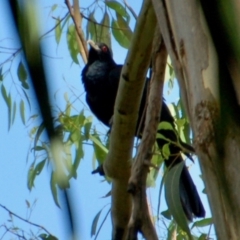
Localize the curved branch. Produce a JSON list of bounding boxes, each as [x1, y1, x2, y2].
[[103, 0, 157, 238], [127, 30, 167, 240]]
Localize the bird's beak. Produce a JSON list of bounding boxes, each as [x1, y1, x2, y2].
[[87, 40, 100, 51]]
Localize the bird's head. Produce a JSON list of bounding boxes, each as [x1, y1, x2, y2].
[[87, 40, 114, 64]]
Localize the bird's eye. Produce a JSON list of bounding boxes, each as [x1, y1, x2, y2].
[[102, 46, 108, 52]]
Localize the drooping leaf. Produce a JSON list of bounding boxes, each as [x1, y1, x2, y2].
[[20, 100, 25, 125], [25, 200, 30, 208], [0, 67, 3, 81], [72, 144, 84, 179], [84, 116, 93, 140], [34, 122, 45, 152], [67, 24, 79, 64], [105, 0, 130, 22], [111, 19, 127, 48], [21, 81, 29, 89], [91, 209, 103, 237], [27, 165, 35, 190], [7, 94, 12, 130], [51, 4, 58, 12], [1, 84, 8, 106], [55, 17, 62, 44], [116, 13, 132, 40], [87, 12, 100, 42], [91, 207, 111, 239], [111, 13, 132, 48], [12, 101, 16, 125], [22, 89, 31, 109], [89, 134, 108, 164], [17, 61, 27, 82], [165, 161, 192, 237], [34, 159, 46, 175], [162, 143, 170, 159], [50, 171, 60, 207], [191, 218, 212, 229], [99, 11, 111, 48]]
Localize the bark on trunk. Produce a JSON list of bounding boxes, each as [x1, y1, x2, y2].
[[152, 0, 240, 239]]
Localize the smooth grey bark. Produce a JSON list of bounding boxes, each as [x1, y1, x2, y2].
[[152, 0, 240, 239]]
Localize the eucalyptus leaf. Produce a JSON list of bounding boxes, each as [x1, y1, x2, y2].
[[165, 162, 192, 237]]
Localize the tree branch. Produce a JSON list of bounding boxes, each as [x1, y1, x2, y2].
[[127, 29, 167, 240], [0, 204, 53, 236], [103, 0, 157, 238], [151, 0, 190, 123], [65, 0, 88, 63]]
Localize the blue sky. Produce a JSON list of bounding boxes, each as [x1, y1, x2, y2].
[[0, 1, 212, 239]]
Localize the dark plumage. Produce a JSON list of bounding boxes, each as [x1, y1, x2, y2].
[[81, 40, 205, 221]]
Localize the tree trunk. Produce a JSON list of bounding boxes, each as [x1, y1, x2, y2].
[[152, 0, 240, 239]]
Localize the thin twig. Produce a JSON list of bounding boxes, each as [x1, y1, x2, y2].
[[39, 12, 69, 40], [0, 204, 53, 236], [0, 48, 22, 67], [81, 13, 129, 30], [124, 0, 138, 19]]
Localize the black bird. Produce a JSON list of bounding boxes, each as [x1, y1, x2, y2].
[[81, 40, 205, 221]]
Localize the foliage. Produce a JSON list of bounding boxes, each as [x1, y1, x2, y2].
[[0, 0, 211, 239]]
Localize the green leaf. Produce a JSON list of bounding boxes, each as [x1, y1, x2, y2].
[[39, 233, 58, 240], [12, 101, 16, 125], [1, 84, 8, 106], [17, 61, 27, 82], [67, 24, 79, 64], [105, 0, 130, 22], [1, 85, 12, 130], [99, 11, 111, 48], [165, 162, 192, 237], [158, 121, 174, 131], [35, 159, 46, 175], [91, 209, 102, 237], [87, 12, 100, 42], [162, 143, 170, 159], [25, 199, 30, 208], [20, 100, 25, 125], [55, 18, 62, 44], [50, 171, 60, 207], [116, 13, 132, 39], [7, 94, 12, 130], [191, 218, 212, 229], [161, 209, 172, 220], [89, 134, 108, 164], [22, 89, 31, 109], [27, 164, 36, 190], [21, 81, 29, 89], [34, 122, 45, 151], [32, 146, 45, 151], [84, 116, 92, 140], [0, 67, 3, 81], [51, 4, 58, 12], [111, 13, 132, 49], [72, 144, 84, 179], [198, 233, 208, 240]]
